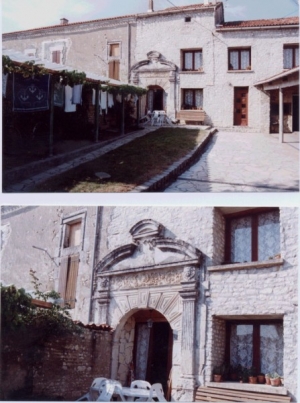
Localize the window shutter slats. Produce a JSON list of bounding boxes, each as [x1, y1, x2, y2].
[[58, 256, 69, 303], [65, 254, 79, 309]]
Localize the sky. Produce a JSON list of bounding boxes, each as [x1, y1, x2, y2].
[[1, 0, 299, 34]]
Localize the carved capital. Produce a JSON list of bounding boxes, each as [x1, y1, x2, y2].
[[182, 266, 196, 282]]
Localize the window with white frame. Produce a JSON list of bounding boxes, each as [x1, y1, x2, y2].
[[108, 42, 121, 80], [42, 40, 69, 65]]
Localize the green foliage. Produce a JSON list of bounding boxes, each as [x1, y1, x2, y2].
[[1, 270, 81, 341], [105, 84, 147, 96]]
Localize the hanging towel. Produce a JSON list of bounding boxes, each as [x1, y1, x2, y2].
[[2, 73, 8, 98], [116, 93, 122, 103], [72, 84, 82, 104], [92, 88, 96, 105], [133, 94, 138, 105], [64, 85, 76, 112], [54, 82, 64, 107], [108, 93, 114, 108], [13, 73, 50, 112], [100, 91, 107, 110]]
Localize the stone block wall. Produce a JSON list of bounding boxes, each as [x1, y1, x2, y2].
[[1, 328, 112, 401]]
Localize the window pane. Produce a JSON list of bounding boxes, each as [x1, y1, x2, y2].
[[284, 48, 293, 69], [231, 216, 252, 262], [195, 90, 203, 108], [258, 211, 280, 260], [229, 51, 239, 70], [110, 44, 120, 57], [260, 324, 283, 375], [194, 52, 203, 69], [241, 50, 250, 69], [230, 324, 253, 368], [184, 52, 193, 69], [295, 47, 299, 67], [185, 90, 193, 107], [69, 222, 81, 247]]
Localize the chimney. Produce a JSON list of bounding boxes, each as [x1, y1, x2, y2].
[[204, 0, 209, 4], [148, 0, 154, 12], [60, 18, 69, 25]]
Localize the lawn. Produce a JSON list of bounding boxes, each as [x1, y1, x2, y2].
[[33, 127, 208, 192]]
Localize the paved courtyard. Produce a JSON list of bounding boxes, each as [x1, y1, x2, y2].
[[164, 131, 299, 192]]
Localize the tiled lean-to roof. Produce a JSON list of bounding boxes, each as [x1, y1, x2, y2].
[[218, 16, 299, 29]]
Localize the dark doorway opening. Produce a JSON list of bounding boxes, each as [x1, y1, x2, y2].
[[133, 311, 173, 395], [147, 86, 164, 111], [292, 95, 299, 131]]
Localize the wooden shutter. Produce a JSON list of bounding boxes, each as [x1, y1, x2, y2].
[[58, 256, 69, 304], [108, 61, 120, 80], [52, 50, 61, 64], [65, 254, 80, 309]]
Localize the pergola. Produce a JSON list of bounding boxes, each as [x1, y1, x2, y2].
[[2, 49, 146, 156], [255, 67, 299, 143]]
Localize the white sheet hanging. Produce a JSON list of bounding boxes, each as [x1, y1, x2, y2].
[[2, 73, 8, 98], [65, 85, 76, 112], [92, 88, 96, 105], [108, 93, 114, 108], [72, 84, 82, 104], [101, 91, 107, 111]]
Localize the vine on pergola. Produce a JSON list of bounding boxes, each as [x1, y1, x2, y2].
[[2, 55, 147, 95]]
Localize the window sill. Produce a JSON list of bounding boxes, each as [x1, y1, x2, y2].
[[208, 258, 283, 273], [180, 70, 204, 74], [227, 70, 253, 73], [206, 381, 288, 396]]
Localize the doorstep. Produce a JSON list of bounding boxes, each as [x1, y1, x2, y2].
[[206, 381, 288, 396]]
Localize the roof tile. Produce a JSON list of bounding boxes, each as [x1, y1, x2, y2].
[[220, 16, 299, 28]]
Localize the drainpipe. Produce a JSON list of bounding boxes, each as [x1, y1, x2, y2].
[[49, 75, 55, 157], [127, 22, 131, 82], [279, 87, 284, 143], [88, 206, 103, 323]]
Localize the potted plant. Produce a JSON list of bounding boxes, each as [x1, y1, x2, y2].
[[257, 373, 265, 384], [213, 365, 224, 382], [265, 373, 271, 385], [229, 364, 239, 381], [270, 372, 281, 387], [239, 367, 249, 383], [248, 366, 257, 384]]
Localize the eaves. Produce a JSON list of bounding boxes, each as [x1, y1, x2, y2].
[[216, 24, 299, 32]]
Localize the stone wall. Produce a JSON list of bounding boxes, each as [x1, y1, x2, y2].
[[205, 207, 298, 399], [1, 327, 112, 401]]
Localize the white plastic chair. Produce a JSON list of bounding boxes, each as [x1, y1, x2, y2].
[[146, 383, 166, 402], [77, 377, 106, 401], [151, 111, 160, 126], [96, 379, 126, 402], [130, 380, 151, 401]]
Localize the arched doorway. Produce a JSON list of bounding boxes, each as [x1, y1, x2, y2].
[[133, 310, 173, 394], [147, 85, 164, 112]]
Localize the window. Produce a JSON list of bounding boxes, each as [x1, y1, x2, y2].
[[182, 50, 203, 71], [182, 89, 203, 109], [109, 60, 120, 80], [228, 48, 251, 70], [226, 320, 283, 375], [52, 50, 61, 64], [109, 43, 120, 57], [283, 44, 299, 69], [185, 17, 191, 22], [63, 221, 82, 248], [225, 209, 280, 263], [58, 254, 80, 308]]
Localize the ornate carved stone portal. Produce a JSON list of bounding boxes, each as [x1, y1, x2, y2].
[[94, 219, 202, 401]]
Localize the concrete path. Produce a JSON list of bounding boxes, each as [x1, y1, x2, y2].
[[164, 131, 299, 192], [3, 126, 159, 192]]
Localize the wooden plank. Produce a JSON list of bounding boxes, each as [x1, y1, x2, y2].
[[195, 388, 290, 403]]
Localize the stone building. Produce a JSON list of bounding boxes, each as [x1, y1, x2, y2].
[[1, 205, 298, 401], [2, 1, 299, 134]]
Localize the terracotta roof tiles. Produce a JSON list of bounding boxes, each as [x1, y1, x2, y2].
[[219, 16, 299, 29]]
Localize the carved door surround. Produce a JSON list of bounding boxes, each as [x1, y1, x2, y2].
[[94, 219, 202, 400]]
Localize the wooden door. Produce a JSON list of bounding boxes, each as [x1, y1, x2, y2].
[[293, 95, 299, 131], [234, 87, 248, 126]]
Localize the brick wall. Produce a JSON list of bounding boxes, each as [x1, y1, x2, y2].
[[1, 327, 112, 401]]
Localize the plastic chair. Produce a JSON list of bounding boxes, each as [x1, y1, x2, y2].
[[96, 379, 126, 402], [130, 380, 151, 401], [146, 383, 166, 402], [77, 377, 106, 401], [151, 111, 160, 126]]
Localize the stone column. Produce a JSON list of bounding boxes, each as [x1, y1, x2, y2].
[[279, 87, 284, 143], [179, 266, 198, 401], [97, 277, 110, 324], [169, 71, 176, 119]]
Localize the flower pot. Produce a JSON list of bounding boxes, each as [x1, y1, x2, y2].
[[213, 375, 222, 382], [257, 375, 265, 384], [230, 373, 238, 381], [265, 376, 271, 385], [270, 378, 281, 387], [248, 376, 257, 384]]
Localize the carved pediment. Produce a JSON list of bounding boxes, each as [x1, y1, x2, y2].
[[95, 219, 202, 276], [131, 50, 177, 73]]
